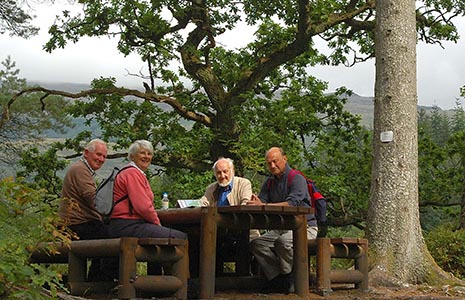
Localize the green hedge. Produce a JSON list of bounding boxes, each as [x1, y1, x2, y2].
[[425, 222, 465, 280], [0, 178, 69, 299]]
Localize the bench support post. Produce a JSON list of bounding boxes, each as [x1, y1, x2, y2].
[[67, 252, 86, 292], [316, 237, 332, 295], [310, 237, 369, 296], [355, 239, 369, 291], [118, 237, 139, 299]]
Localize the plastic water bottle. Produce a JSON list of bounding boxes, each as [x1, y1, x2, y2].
[[162, 192, 169, 209]]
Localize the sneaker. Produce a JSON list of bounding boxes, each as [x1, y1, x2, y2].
[[261, 274, 288, 293]]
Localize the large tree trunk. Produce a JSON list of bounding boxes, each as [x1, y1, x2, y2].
[[367, 0, 452, 285]]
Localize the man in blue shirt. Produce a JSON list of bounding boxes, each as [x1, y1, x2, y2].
[[200, 157, 253, 207], [247, 147, 318, 294], [199, 157, 259, 275]]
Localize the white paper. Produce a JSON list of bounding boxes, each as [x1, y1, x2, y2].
[[177, 199, 202, 208]]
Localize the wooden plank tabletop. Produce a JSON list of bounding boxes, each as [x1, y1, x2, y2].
[[157, 205, 314, 224], [218, 205, 314, 215]]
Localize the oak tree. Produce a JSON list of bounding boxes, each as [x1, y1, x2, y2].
[[4, 0, 465, 286]]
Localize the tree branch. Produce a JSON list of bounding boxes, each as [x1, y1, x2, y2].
[[229, 0, 375, 103], [179, 3, 227, 111], [2, 86, 212, 129]]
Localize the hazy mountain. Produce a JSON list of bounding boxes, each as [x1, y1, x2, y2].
[[343, 93, 374, 127], [29, 81, 448, 136], [30, 81, 91, 93], [0, 81, 451, 180], [343, 93, 448, 128]]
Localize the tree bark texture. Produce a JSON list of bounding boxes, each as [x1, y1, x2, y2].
[[367, 0, 445, 284]]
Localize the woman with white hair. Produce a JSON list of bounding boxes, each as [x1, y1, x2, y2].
[[109, 140, 187, 240]]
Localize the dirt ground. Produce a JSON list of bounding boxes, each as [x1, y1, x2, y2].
[[212, 285, 465, 300], [58, 279, 465, 300], [59, 284, 465, 300]]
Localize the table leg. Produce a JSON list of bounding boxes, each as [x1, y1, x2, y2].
[[293, 215, 309, 297], [199, 207, 218, 299]]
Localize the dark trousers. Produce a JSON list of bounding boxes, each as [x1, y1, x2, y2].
[[68, 220, 119, 281], [108, 219, 188, 240], [109, 219, 188, 275]]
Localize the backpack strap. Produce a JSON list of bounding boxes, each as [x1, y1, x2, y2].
[[287, 169, 325, 206], [266, 169, 300, 189], [114, 165, 135, 215], [114, 195, 129, 205], [265, 177, 272, 200], [288, 169, 324, 197], [287, 169, 299, 186], [266, 169, 306, 204], [287, 169, 311, 207], [288, 169, 327, 226]]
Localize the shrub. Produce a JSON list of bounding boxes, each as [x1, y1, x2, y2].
[[0, 177, 70, 300], [425, 222, 465, 280]]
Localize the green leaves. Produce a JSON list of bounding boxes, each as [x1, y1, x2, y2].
[[9, 0, 465, 233], [0, 57, 72, 178], [426, 223, 465, 279], [0, 0, 39, 38], [17, 144, 68, 196], [0, 178, 69, 300]]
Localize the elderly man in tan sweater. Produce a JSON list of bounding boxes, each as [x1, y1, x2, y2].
[[58, 138, 116, 281], [200, 157, 259, 275], [200, 157, 253, 207], [59, 139, 107, 236]]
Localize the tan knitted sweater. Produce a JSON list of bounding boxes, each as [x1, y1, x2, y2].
[[58, 159, 102, 225]]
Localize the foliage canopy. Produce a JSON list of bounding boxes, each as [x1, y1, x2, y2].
[[3, 0, 464, 228], [2, 0, 465, 290], [0, 0, 39, 38], [0, 177, 70, 300], [20, 0, 459, 172], [0, 56, 72, 177]]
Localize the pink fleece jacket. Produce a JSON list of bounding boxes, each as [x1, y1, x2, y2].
[[111, 164, 160, 225]]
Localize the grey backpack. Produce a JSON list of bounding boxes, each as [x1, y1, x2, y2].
[[94, 165, 133, 216]]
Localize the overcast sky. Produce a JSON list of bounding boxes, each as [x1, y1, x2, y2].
[[1, 2, 464, 110]]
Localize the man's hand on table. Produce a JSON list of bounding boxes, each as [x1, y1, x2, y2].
[[246, 194, 264, 205]]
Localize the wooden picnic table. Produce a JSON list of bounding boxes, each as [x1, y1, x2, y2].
[[157, 205, 313, 299]]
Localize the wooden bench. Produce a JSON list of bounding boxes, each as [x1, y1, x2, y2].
[[308, 237, 369, 295], [30, 237, 189, 300]]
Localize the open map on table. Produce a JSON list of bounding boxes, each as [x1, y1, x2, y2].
[[177, 199, 202, 208]]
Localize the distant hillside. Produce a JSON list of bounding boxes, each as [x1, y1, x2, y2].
[[30, 81, 91, 93], [343, 93, 447, 128], [343, 94, 374, 127], [29, 80, 447, 134], [1, 82, 447, 180]]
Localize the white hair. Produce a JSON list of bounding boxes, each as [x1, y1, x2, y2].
[[84, 139, 106, 153], [127, 140, 154, 161]]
